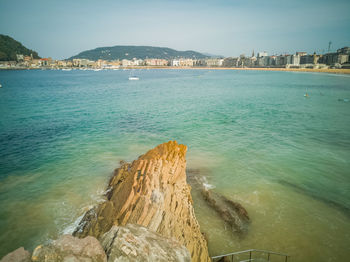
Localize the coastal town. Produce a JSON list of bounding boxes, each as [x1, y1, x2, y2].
[[1, 46, 349, 70]]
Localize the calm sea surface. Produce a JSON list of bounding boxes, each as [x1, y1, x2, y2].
[[0, 69, 349, 261]]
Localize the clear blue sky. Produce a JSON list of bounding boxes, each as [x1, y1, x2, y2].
[[1, 0, 349, 59]]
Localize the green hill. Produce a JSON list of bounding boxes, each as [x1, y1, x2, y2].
[[0, 34, 40, 61], [68, 45, 209, 61]]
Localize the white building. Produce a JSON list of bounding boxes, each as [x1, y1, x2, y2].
[[205, 58, 224, 67], [257, 52, 268, 58], [171, 59, 180, 66], [291, 55, 300, 66], [122, 59, 133, 67]]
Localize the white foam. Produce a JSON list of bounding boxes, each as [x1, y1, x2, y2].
[[202, 176, 215, 190], [62, 213, 85, 235], [61, 190, 106, 235]]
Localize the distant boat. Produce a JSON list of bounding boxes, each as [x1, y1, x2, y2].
[[94, 69, 102, 71], [0, 84, 2, 88], [62, 68, 72, 71], [128, 69, 139, 80]]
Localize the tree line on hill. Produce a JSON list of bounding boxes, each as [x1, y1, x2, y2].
[[0, 34, 40, 61]]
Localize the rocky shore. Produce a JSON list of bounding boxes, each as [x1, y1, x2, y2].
[[73, 140, 210, 261], [1, 141, 249, 262]]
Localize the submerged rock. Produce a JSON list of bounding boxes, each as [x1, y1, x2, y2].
[[74, 141, 210, 262], [101, 224, 190, 262], [0, 247, 30, 262], [31, 235, 106, 262], [187, 168, 250, 235], [201, 189, 250, 234]]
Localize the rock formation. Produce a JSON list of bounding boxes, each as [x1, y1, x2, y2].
[[74, 141, 210, 262], [27, 225, 189, 262], [0, 247, 31, 262], [187, 169, 250, 235], [31, 235, 106, 262], [100, 224, 191, 262], [201, 189, 250, 234]]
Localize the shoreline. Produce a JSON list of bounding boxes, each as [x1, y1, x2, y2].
[[1, 66, 350, 75], [148, 66, 350, 74]]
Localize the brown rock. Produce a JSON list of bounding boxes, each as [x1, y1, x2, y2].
[[101, 224, 191, 262], [0, 247, 30, 262], [31, 235, 106, 262], [187, 168, 250, 236], [201, 188, 250, 235], [74, 141, 210, 262]]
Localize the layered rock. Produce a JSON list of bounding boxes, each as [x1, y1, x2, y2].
[[74, 141, 210, 262], [100, 224, 190, 262], [31, 235, 106, 262]]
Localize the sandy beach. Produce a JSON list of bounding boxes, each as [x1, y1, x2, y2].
[[1, 66, 349, 75], [128, 66, 350, 74]]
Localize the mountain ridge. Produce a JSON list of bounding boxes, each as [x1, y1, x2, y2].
[[68, 45, 210, 61], [0, 34, 40, 61]]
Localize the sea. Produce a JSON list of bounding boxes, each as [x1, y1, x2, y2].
[[0, 69, 349, 261]]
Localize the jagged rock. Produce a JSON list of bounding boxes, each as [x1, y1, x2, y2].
[[74, 141, 210, 262], [201, 189, 250, 234], [31, 235, 106, 262], [101, 224, 190, 262], [0, 247, 31, 262]]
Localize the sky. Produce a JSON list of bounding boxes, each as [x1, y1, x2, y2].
[[0, 0, 349, 60]]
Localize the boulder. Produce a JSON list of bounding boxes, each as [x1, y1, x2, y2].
[[101, 224, 190, 262], [0, 247, 31, 262], [74, 141, 210, 262], [31, 235, 106, 262]]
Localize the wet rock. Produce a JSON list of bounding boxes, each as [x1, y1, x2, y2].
[[101, 224, 190, 262], [0, 247, 31, 262], [201, 188, 250, 234], [187, 168, 250, 235], [31, 235, 106, 262], [74, 141, 210, 262]]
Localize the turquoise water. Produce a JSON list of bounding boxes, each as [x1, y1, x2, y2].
[[0, 69, 349, 261]]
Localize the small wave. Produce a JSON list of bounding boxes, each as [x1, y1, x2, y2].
[[61, 189, 106, 235], [62, 213, 85, 235], [202, 176, 215, 190]]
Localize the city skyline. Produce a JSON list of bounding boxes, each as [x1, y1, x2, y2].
[[1, 0, 350, 60]]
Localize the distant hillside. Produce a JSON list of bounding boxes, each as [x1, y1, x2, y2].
[[68, 45, 210, 61], [0, 34, 40, 61], [201, 52, 224, 58]]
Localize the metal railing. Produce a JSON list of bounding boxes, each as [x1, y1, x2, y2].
[[211, 249, 290, 262]]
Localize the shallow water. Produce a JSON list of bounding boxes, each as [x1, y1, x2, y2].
[[0, 69, 349, 261]]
